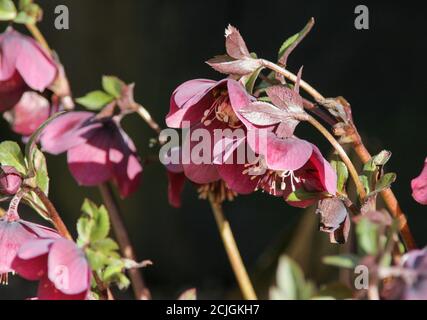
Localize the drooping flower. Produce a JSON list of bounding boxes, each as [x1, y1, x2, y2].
[[40, 111, 142, 198], [0, 166, 22, 195], [166, 78, 260, 199], [411, 158, 427, 205], [4, 91, 52, 136], [0, 215, 59, 284], [12, 238, 91, 300], [0, 28, 57, 112]]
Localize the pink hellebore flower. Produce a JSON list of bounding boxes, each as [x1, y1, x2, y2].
[[5, 91, 52, 136], [0, 28, 57, 112], [166, 78, 259, 194], [0, 215, 59, 284], [12, 238, 91, 300], [40, 112, 143, 198], [411, 158, 427, 205]]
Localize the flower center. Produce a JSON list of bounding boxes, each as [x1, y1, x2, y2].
[[201, 92, 242, 128], [242, 160, 301, 195], [198, 180, 237, 203]]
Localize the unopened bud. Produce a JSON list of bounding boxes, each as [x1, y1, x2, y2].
[[0, 166, 23, 195]]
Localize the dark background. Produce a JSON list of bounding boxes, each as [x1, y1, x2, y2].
[[1, 0, 426, 299]]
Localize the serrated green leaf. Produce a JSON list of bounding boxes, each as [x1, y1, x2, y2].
[[278, 18, 315, 66], [0, 0, 17, 21], [79, 199, 110, 243], [0, 141, 27, 174], [322, 254, 360, 269], [102, 76, 124, 98], [76, 91, 114, 110], [92, 238, 119, 255]]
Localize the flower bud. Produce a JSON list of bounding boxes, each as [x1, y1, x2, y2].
[[0, 166, 23, 195]]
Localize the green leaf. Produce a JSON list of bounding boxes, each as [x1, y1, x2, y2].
[[286, 189, 322, 202], [0, 141, 27, 174], [331, 155, 349, 194], [372, 150, 392, 166], [178, 288, 197, 300], [19, 0, 32, 10], [278, 18, 315, 66], [372, 172, 396, 194], [102, 76, 124, 98], [322, 254, 360, 269], [76, 91, 114, 110], [79, 199, 110, 243], [317, 282, 353, 300], [356, 217, 379, 255], [0, 0, 17, 21], [92, 238, 119, 255], [13, 11, 34, 24], [243, 67, 263, 94], [270, 256, 316, 300], [359, 175, 370, 194]]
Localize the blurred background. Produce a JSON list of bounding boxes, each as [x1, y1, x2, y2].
[[1, 0, 426, 299]]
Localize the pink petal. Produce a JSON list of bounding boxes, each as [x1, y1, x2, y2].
[[109, 127, 142, 198], [10, 91, 50, 136], [20, 221, 60, 239], [227, 79, 258, 130], [309, 145, 337, 195], [217, 162, 258, 194], [166, 79, 217, 128], [0, 72, 26, 112], [167, 171, 186, 208], [48, 239, 91, 295], [0, 221, 39, 274], [1, 29, 57, 91], [181, 123, 221, 184], [412, 158, 427, 205], [67, 127, 113, 186], [249, 130, 313, 171], [41, 111, 100, 155], [37, 276, 88, 300]]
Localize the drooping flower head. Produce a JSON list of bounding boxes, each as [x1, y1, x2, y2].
[[0, 192, 59, 284], [12, 238, 91, 300], [411, 157, 427, 205], [0, 28, 57, 112], [166, 78, 260, 202], [40, 111, 143, 198]]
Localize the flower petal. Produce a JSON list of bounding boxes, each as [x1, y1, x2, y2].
[[41, 111, 99, 155], [9, 91, 50, 136], [217, 162, 258, 194], [48, 239, 91, 296], [411, 158, 427, 205], [167, 171, 186, 208], [67, 127, 113, 186], [166, 79, 217, 128], [108, 126, 143, 198], [37, 276, 88, 300]]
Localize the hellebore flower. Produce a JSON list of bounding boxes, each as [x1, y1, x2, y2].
[[0, 28, 57, 112], [0, 166, 22, 195], [0, 214, 59, 284], [40, 111, 142, 198], [166, 78, 259, 196], [411, 158, 427, 205], [12, 238, 91, 300], [4, 91, 51, 136]]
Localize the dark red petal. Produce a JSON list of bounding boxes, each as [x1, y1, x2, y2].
[[167, 171, 186, 208]]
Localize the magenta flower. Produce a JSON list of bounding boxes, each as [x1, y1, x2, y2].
[[411, 158, 427, 205], [0, 166, 22, 195], [0, 215, 59, 284], [40, 111, 142, 198], [0, 28, 57, 112], [166, 78, 259, 194], [12, 238, 91, 300]]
